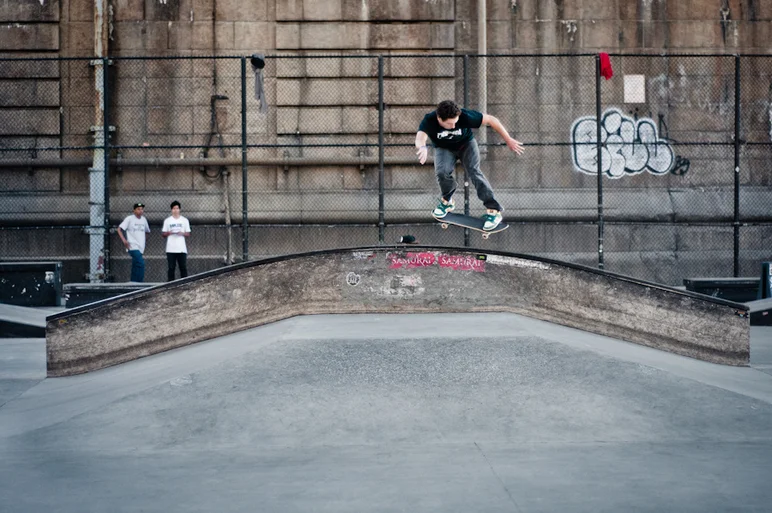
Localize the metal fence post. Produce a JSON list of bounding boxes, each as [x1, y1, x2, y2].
[[378, 55, 385, 243], [595, 54, 605, 270], [241, 56, 249, 262], [733, 54, 741, 277], [462, 55, 470, 247], [103, 57, 111, 281]]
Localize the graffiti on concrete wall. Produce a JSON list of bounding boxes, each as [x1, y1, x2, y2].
[[571, 108, 678, 179]]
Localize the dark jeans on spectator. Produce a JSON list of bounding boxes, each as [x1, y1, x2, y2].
[[128, 250, 145, 282], [167, 252, 188, 281]]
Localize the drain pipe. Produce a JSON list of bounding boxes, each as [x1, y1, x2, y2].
[[477, 0, 487, 153], [89, 0, 109, 282]]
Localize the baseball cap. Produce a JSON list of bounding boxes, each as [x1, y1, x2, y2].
[[133, 203, 145, 209]]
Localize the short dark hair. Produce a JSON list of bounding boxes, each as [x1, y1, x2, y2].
[[170, 201, 181, 209], [436, 100, 461, 121]]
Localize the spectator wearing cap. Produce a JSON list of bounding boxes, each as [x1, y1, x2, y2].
[[118, 203, 151, 282], [161, 200, 191, 281]]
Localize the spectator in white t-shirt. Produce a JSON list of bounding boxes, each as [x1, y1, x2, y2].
[[118, 203, 151, 282], [162, 200, 191, 281]]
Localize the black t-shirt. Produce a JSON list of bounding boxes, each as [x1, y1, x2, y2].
[[418, 108, 484, 150]]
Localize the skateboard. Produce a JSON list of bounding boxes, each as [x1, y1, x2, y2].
[[432, 212, 509, 239]]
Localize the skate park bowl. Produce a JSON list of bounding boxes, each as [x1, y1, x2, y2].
[[45, 246, 750, 377]]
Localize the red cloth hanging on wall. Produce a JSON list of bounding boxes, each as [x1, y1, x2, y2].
[[599, 52, 613, 80]]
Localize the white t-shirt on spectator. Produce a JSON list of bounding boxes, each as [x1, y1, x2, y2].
[[162, 215, 191, 253], [119, 215, 151, 253]]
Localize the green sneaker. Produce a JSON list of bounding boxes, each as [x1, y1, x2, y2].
[[482, 211, 503, 231], [432, 198, 455, 218]]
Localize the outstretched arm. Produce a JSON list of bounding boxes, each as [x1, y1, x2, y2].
[[415, 130, 429, 164], [482, 114, 524, 155]]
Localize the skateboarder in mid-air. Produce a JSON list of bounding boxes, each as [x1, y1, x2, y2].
[[415, 100, 524, 231]]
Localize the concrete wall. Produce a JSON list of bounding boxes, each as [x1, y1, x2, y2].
[[1, 1, 771, 285], [45, 247, 751, 376]]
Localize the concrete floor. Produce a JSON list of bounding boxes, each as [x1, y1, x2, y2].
[[1, 313, 772, 513]]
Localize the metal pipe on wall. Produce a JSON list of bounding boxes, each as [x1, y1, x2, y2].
[[89, 0, 109, 283], [0, 157, 437, 168], [477, 0, 487, 151]]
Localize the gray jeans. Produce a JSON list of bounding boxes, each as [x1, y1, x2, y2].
[[434, 139, 502, 212]]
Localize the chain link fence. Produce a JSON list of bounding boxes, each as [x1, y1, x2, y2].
[[1, 53, 770, 286]]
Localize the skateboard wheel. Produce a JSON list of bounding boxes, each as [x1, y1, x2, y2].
[[482, 233, 489, 240], [441, 223, 448, 229]]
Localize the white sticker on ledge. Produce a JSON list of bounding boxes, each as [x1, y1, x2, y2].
[[486, 255, 551, 270]]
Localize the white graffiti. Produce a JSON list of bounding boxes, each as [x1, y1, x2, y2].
[[571, 108, 675, 179]]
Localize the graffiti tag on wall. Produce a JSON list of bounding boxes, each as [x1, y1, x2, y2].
[[571, 108, 677, 179]]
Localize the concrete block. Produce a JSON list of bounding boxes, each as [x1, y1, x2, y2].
[[668, 0, 720, 21], [146, 56, 193, 78], [488, 21, 512, 51], [618, 21, 641, 49], [0, 109, 59, 135], [431, 79, 455, 104], [385, 78, 431, 105], [113, 22, 144, 50], [245, 106, 270, 135], [343, 166, 379, 190], [145, 167, 195, 190], [278, 106, 341, 134], [668, 21, 724, 48], [370, 23, 431, 49], [454, 18, 474, 52], [113, 105, 147, 141], [0, 80, 59, 107], [388, 165, 436, 189], [387, 106, 431, 134], [302, 0, 342, 20], [0, 169, 60, 192], [581, 0, 618, 20], [384, 54, 455, 78], [511, 21, 540, 49], [275, 23, 300, 49], [297, 167, 345, 190], [115, 168, 146, 191], [234, 22, 275, 50], [580, 20, 621, 49], [146, 77, 212, 106], [488, 77, 537, 106], [342, 106, 378, 133], [430, 22, 455, 49], [169, 22, 214, 50], [145, 21, 171, 51], [0, 23, 59, 51], [148, 106, 194, 134], [112, 77, 146, 107], [68, 0, 94, 22], [113, 0, 145, 21], [276, 0, 303, 20], [188, 0, 214, 22], [215, 22, 235, 50], [0, 0, 59, 22], [193, 104, 228, 134], [277, 78, 375, 106], [354, 0, 455, 21], [0, 54, 61, 78], [301, 22, 367, 49], [514, 0, 537, 21], [216, 0, 268, 21]]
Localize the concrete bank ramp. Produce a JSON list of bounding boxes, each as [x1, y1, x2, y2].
[[46, 247, 750, 376]]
